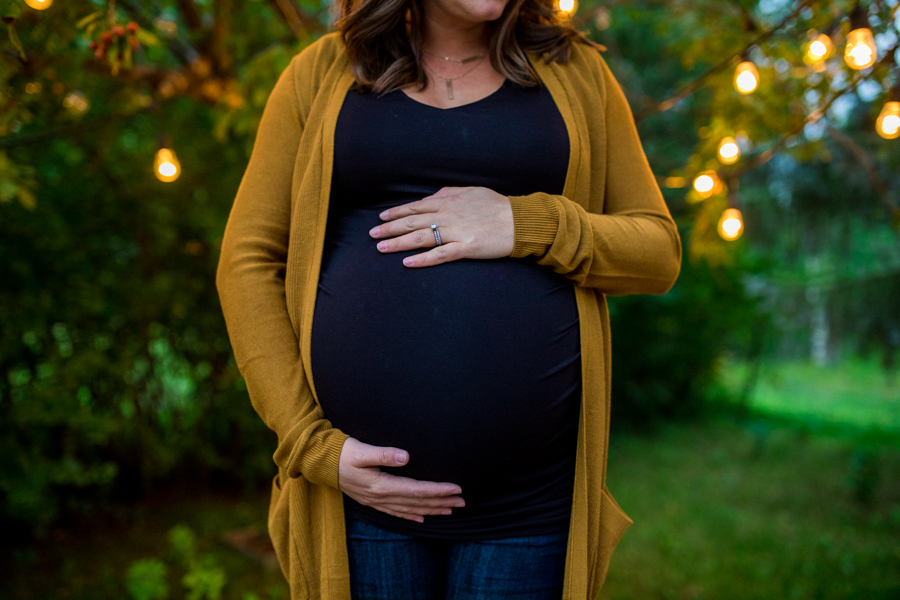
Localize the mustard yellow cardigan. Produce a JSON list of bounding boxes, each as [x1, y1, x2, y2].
[[216, 30, 682, 600]]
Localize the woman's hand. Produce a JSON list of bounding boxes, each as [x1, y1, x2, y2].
[[338, 437, 466, 523], [368, 186, 515, 268]]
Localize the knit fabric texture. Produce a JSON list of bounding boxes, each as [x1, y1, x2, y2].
[[216, 31, 682, 600]]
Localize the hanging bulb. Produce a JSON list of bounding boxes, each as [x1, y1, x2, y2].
[[558, 0, 577, 16], [844, 3, 877, 70], [24, 0, 53, 9], [154, 147, 181, 182], [717, 136, 741, 165], [734, 61, 759, 94], [692, 170, 723, 198], [876, 101, 900, 139], [845, 29, 877, 69], [718, 208, 744, 240], [806, 33, 834, 63]]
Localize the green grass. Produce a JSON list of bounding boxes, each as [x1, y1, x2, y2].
[[601, 413, 900, 600], [717, 354, 900, 433]]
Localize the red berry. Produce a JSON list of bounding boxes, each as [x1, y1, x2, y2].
[[113, 25, 124, 37], [130, 37, 139, 48], [88, 40, 97, 49], [127, 21, 138, 33], [101, 31, 112, 42]]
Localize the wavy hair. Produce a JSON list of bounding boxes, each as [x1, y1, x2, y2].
[[334, 0, 606, 95]]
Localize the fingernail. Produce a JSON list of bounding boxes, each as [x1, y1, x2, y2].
[[369, 226, 380, 236], [403, 257, 414, 266], [377, 241, 387, 251], [452, 488, 462, 494], [395, 451, 408, 463], [454, 501, 465, 507], [379, 210, 389, 219], [441, 509, 452, 515]]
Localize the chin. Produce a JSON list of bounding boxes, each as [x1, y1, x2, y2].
[[453, 0, 511, 23]]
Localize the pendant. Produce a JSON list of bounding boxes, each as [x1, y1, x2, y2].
[[445, 78, 453, 100]]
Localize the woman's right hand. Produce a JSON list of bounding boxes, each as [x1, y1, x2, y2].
[[338, 437, 465, 523]]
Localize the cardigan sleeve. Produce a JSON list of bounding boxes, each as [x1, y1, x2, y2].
[[215, 52, 350, 491], [506, 51, 682, 296]]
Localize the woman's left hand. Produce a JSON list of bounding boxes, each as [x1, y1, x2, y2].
[[369, 186, 515, 267]]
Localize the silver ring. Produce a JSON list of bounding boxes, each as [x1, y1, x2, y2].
[[430, 223, 442, 246]]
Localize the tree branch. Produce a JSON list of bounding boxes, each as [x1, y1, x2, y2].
[[825, 124, 900, 214], [175, 0, 203, 32], [266, 0, 323, 38], [720, 40, 900, 197], [212, 0, 233, 72], [634, 0, 819, 122]]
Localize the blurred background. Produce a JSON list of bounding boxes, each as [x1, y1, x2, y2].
[[1, 0, 898, 599]]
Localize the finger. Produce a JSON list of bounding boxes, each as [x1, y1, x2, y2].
[[376, 494, 465, 509], [370, 213, 433, 240], [376, 507, 425, 523], [377, 197, 442, 222], [370, 473, 463, 498], [376, 226, 446, 253], [353, 445, 410, 468], [377, 503, 454, 517], [402, 241, 464, 268]]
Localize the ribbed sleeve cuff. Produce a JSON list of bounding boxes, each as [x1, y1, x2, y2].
[[286, 428, 351, 491], [507, 192, 560, 258]]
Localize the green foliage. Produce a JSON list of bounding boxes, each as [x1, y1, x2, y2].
[[127, 525, 227, 600], [608, 222, 770, 430], [127, 559, 169, 600]]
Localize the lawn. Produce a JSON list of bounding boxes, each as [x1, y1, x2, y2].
[[601, 412, 900, 600], [716, 353, 900, 434]]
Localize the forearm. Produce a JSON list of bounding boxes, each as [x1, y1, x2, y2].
[[508, 191, 682, 295]]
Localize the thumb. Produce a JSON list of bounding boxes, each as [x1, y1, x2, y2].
[[366, 445, 408, 467]]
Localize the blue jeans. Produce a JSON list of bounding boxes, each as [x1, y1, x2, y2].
[[345, 513, 569, 600]]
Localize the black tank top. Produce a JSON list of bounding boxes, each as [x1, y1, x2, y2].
[[311, 77, 580, 539]]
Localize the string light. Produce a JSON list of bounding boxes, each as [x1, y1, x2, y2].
[[876, 90, 900, 139], [844, 3, 877, 70], [63, 91, 90, 115], [154, 134, 181, 182], [692, 170, 724, 198], [805, 32, 834, 64], [734, 55, 759, 94], [718, 208, 744, 240], [558, 0, 577, 16], [24, 0, 53, 9], [717, 136, 741, 164]]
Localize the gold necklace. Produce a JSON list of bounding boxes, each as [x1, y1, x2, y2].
[[421, 49, 485, 100]]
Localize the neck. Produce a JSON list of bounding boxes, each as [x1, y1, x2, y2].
[[418, 2, 493, 58]]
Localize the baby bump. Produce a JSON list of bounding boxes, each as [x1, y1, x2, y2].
[[310, 209, 581, 502]]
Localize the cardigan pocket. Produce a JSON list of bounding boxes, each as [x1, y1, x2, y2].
[[594, 486, 634, 591]]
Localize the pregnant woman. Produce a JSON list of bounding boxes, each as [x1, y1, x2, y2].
[[215, 0, 682, 598]]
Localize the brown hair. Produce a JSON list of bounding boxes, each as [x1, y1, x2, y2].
[[334, 0, 606, 95]]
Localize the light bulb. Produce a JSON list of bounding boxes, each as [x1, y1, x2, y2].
[[806, 33, 834, 63], [558, 0, 577, 15], [692, 170, 722, 198], [24, 0, 53, 9], [154, 147, 181, 182], [734, 61, 759, 94], [63, 91, 90, 115], [717, 137, 741, 165], [844, 28, 877, 70], [718, 208, 744, 240], [876, 101, 900, 139]]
